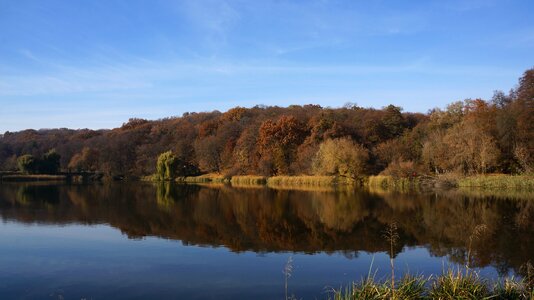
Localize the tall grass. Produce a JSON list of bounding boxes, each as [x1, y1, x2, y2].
[[230, 175, 267, 185], [284, 256, 294, 300], [268, 175, 336, 186], [429, 268, 489, 299], [327, 223, 533, 300], [175, 174, 229, 183], [328, 269, 533, 300], [367, 175, 419, 191], [0, 174, 67, 182], [458, 174, 534, 189], [383, 223, 399, 296], [267, 176, 355, 187]]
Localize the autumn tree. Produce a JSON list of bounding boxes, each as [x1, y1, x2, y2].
[[257, 116, 307, 175], [512, 68, 534, 173], [231, 127, 260, 175], [380, 160, 422, 178], [194, 136, 222, 173], [422, 132, 449, 174], [68, 147, 99, 172], [381, 105, 405, 139], [445, 122, 500, 174], [312, 138, 369, 180], [1, 68, 532, 179]]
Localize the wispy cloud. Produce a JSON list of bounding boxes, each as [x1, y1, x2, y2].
[[173, 0, 240, 51], [0, 54, 520, 97]]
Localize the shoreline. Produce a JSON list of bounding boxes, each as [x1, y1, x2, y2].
[[0, 172, 103, 183], [3, 172, 533, 191], [143, 173, 534, 190]]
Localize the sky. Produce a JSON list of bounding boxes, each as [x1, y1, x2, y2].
[[0, 0, 533, 132]]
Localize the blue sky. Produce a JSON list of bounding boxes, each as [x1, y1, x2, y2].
[[0, 0, 532, 132]]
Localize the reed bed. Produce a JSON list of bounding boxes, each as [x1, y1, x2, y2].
[[367, 175, 419, 190], [458, 174, 534, 189], [267, 175, 336, 187], [0, 174, 67, 182], [230, 175, 267, 185], [175, 174, 229, 183], [267, 175, 355, 187]]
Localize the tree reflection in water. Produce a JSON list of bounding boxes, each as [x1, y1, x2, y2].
[[0, 182, 532, 276]]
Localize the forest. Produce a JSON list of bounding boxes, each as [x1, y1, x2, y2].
[[0, 68, 532, 180]]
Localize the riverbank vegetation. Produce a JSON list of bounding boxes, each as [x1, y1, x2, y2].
[[0, 68, 532, 186], [328, 269, 533, 300], [458, 174, 534, 189], [326, 221, 534, 299], [0, 174, 66, 182]]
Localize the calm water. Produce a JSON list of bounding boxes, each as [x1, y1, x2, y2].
[[0, 182, 532, 299]]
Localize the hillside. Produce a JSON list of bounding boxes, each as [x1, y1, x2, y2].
[[1, 68, 532, 179]]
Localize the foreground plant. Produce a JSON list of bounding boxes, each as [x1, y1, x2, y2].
[[429, 268, 488, 299], [328, 270, 533, 300]]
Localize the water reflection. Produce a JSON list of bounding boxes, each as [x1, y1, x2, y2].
[[0, 182, 532, 276]]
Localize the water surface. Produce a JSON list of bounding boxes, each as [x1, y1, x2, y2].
[[0, 183, 532, 299]]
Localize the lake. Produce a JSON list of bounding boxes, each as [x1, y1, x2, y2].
[[0, 182, 532, 299]]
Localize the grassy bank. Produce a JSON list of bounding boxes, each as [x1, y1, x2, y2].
[[230, 175, 267, 185], [368, 174, 534, 191], [175, 173, 229, 183], [267, 175, 336, 187], [367, 175, 421, 190], [267, 176, 357, 187], [0, 174, 67, 182], [145, 173, 534, 191], [329, 269, 533, 300], [458, 174, 534, 189], [145, 174, 357, 187]]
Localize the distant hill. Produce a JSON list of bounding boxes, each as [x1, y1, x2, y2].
[[0, 68, 532, 178]]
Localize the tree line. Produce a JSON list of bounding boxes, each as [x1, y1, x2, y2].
[[0, 68, 532, 179]]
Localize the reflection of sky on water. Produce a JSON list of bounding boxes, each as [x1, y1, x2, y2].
[[0, 222, 499, 300]]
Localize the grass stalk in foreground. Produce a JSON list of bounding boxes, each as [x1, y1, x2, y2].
[[328, 269, 533, 300], [327, 224, 531, 299]]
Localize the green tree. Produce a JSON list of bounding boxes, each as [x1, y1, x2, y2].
[[41, 149, 61, 174], [312, 137, 369, 180], [382, 105, 405, 139], [17, 154, 36, 174], [155, 151, 200, 180], [156, 151, 178, 181]]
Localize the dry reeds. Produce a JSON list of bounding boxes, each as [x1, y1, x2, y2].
[[175, 174, 229, 183], [458, 174, 534, 189], [0, 174, 67, 182], [367, 175, 419, 191], [230, 175, 267, 185], [267, 176, 350, 187]]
